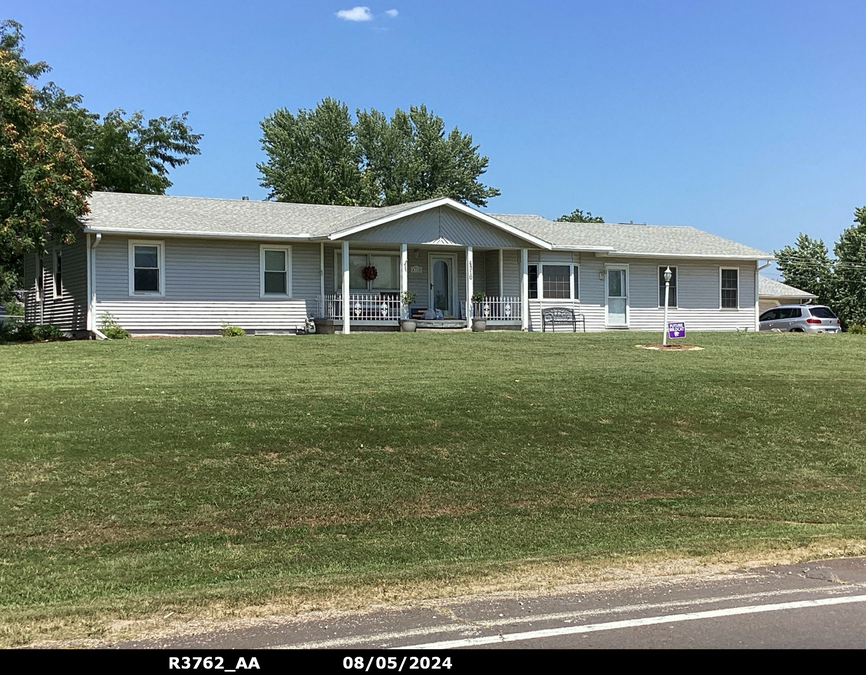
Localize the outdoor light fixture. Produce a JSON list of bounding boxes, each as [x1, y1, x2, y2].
[[598, 270, 605, 280], [662, 266, 672, 346]]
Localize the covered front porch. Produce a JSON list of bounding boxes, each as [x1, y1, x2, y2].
[[314, 242, 528, 331]]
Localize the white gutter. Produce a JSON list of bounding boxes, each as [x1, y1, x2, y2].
[[755, 260, 774, 331], [593, 251, 775, 261], [88, 233, 106, 339], [84, 227, 325, 241], [551, 245, 616, 253]]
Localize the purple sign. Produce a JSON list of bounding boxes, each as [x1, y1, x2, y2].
[[668, 322, 686, 339]]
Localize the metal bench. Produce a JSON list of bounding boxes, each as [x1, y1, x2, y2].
[[541, 306, 585, 332]]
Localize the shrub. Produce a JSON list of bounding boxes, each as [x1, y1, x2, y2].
[[12, 324, 37, 341], [33, 325, 66, 341], [99, 313, 130, 339], [848, 323, 866, 335], [220, 322, 246, 337]]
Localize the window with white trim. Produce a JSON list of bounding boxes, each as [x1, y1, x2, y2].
[[261, 246, 291, 296], [53, 250, 63, 299], [538, 264, 579, 300], [129, 241, 164, 295], [658, 266, 677, 307], [721, 268, 738, 309]]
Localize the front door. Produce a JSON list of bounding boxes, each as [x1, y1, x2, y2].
[[429, 255, 456, 317], [606, 266, 628, 327]]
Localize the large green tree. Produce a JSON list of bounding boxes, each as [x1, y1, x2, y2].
[[258, 99, 500, 207], [258, 98, 368, 206], [774, 232, 835, 305], [556, 208, 604, 223], [0, 20, 92, 304], [833, 207, 866, 326], [38, 83, 202, 194]]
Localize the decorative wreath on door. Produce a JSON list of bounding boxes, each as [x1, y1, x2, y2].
[[362, 265, 378, 281]]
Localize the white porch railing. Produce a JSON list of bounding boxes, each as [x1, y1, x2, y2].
[[319, 293, 401, 321], [472, 296, 522, 323]]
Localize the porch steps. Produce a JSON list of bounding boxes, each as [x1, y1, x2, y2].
[[415, 320, 469, 331]]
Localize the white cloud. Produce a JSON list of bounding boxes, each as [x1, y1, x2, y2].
[[336, 6, 373, 22], [384, 9, 398, 17]]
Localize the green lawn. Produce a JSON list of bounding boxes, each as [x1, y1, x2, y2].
[[2, 331, 866, 644]]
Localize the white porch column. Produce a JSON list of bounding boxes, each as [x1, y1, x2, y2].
[[342, 240, 350, 334], [521, 248, 529, 330], [400, 244, 408, 319], [319, 242, 325, 318], [466, 246, 474, 321]]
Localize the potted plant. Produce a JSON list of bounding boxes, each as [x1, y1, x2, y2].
[[400, 290, 417, 332], [471, 291, 487, 332]]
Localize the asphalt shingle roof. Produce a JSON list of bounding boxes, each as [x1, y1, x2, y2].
[[489, 213, 772, 258], [83, 192, 772, 259], [83, 192, 441, 238], [758, 275, 817, 298]]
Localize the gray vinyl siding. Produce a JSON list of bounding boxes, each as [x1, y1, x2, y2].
[[484, 251, 499, 296], [502, 250, 522, 296], [527, 255, 757, 332], [93, 236, 310, 333], [23, 234, 88, 333], [345, 206, 530, 248]]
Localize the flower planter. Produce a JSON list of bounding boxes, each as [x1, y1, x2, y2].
[[400, 319, 417, 333], [471, 318, 487, 332]]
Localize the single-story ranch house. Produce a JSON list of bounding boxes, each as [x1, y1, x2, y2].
[[24, 192, 774, 336]]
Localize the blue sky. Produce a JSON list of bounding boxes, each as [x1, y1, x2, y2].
[[7, 1, 866, 263]]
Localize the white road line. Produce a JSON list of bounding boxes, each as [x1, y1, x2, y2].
[[273, 585, 862, 649], [400, 593, 866, 649]]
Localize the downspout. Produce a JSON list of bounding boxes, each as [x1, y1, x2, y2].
[[90, 233, 107, 339], [755, 260, 772, 331]]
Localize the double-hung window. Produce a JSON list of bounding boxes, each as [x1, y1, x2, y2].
[[720, 268, 739, 309], [658, 266, 677, 307], [261, 246, 291, 296], [129, 241, 165, 296]]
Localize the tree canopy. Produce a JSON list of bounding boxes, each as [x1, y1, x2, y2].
[[774, 233, 835, 305], [775, 208, 866, 328], [833, 207, 866, 326], [38, 83, 202, 195], [556, 208, 605, 223], [258, 99, 500, 208]]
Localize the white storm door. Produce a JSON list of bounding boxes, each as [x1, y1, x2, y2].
[[429, 255, 456, 317], [606, 266, 628, 327]]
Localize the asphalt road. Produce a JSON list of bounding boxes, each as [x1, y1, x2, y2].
[[109, 556, 866, 650]]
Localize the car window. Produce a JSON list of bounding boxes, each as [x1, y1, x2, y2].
[[779, 307, 801, 319], [808, 307, 837, 319], [760, 309, 779, 321]]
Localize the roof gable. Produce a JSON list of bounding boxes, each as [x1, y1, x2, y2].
[[328, 198, 552, 249], [343, 205, 535, 248]]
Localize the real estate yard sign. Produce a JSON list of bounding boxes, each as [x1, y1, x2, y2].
[[668, 322, 686, 339]]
